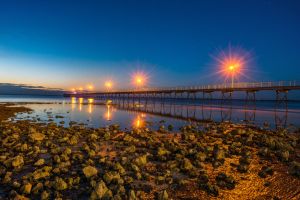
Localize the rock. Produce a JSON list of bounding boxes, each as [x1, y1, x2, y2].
[[182, 158, 194, 171], [129, 190, 137, 200], [41, 191, 50, 200], [167, 125, 174, 131], [12, 156, 24, 168], [157, 190, 168, 200], [20, 143, 28, 152], [205, 183, 219, 197], [29, 132, 45, 141], [21, 183, 32, 194], [114, 162, 126, 175], [258, 166, 274, 178], [125, 145, 136, 153], [64, 147, 72, 155], [103, 171, 121, 184], [34, 159, 45, 166], [32, 182, 43, 194], [90, 180, 110, 199], [158, 147, 170, 157], [213, 144, 225, 161], [69, 136, 78, 145], [83, 166, 98, 178], [196, 152, 207, 162], [216, 173, 236, 190], [134, 154, 147, 167], [33, 170, 50, 180], [123, 135, 136, 142], [2, 171, 12, 184], [54, 177, 68, 191]]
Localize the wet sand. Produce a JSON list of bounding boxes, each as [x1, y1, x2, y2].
[[0, 103, 299, 199]]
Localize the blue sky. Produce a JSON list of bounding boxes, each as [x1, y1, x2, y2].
[[0, 0, 299, 90]]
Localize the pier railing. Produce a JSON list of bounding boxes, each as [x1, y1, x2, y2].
[[93, 80, 299, 93]]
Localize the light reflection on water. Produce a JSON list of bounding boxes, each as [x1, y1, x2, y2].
[[10, 97, 300, 130]]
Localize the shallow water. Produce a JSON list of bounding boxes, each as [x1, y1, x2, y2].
[[2, 95, 299, 130]]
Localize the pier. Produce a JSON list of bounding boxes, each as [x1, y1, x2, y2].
[[66, 81, 300, 105]]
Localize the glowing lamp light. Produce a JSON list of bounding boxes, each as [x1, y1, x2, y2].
[[131, 71, 148, 89], [105, 81, 113, 90], [87, 85, 94, 91], [213, 46, 251, 88]]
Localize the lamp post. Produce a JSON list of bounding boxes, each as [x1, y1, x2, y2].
[[228, 65, 235, 88]]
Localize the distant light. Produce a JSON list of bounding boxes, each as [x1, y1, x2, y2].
[[105, 81, 113, 90], [87, 85, 94, 90]]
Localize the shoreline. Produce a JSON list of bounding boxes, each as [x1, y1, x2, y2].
[[0, 104, 299, 199]]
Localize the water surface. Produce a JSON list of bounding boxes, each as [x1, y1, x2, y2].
[[1, 95, 300, 130]]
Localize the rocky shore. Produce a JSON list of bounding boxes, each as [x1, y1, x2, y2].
[[0, 104, 299, 199]]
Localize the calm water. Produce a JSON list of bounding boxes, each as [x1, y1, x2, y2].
[[1, 95, 300, 130]]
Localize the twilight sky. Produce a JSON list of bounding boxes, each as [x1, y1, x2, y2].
[[0, 0, 299, 90]]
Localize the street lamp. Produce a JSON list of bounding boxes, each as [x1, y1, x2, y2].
[[228, 64, 238, 88]]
